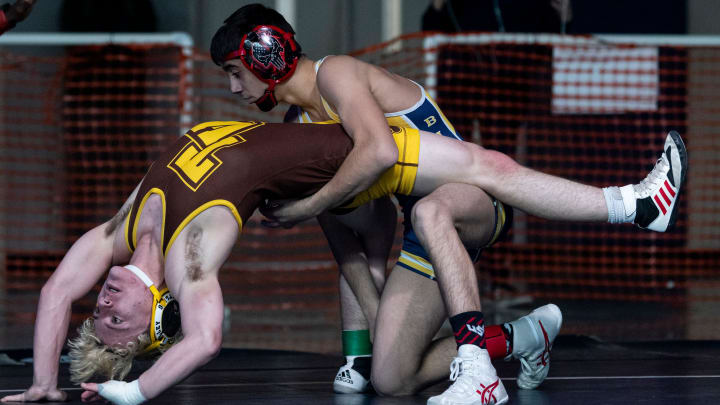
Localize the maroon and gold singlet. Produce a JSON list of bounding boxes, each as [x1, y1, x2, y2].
[[124, 121, 354, 256]]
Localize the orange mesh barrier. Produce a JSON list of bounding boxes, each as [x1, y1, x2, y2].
[[0, 35, 719, 351], [0, 41, 346, 351], [351, 33, 719, 303]]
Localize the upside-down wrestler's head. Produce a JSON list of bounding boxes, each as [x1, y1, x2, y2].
[[67, 265, 181, 383]]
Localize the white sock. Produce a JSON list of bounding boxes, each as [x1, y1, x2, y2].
[[603, 186, 636, 224]]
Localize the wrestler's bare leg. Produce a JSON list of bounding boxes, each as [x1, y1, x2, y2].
[[338, 275, 369, 331], [318, 196, 396, 337], [411, 183, 495, 316], [318, 197, 396, 393], [412, 131, 607, 222], [371, 263, 451, 396], [372, 184, 496, 396]]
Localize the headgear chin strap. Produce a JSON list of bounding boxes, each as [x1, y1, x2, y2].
[[123, 265, 181, 354], [224, 25, 301, 112]]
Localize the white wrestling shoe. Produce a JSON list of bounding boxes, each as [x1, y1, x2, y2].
[[428, 345, 508, 405], [333, 356, 371, 394], [623, 130, 688, 232], [506, 303, 562, 390]]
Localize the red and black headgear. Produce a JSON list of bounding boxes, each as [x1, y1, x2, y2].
[[224, 25, 301, 112]]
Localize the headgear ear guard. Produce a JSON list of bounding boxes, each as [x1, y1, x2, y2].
[[123, 265, 181, 354], [223, 25, 302, 112]]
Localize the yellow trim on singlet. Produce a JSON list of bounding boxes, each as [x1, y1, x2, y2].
[[310, 57, 451, 136], [397, 198, 510, 279], [298, 111, 311, 123], [123, 205, 133, 254], [125, 188, 168, 254], [320, 96, 341, 122], [312, 57, 342, 123], [422, 89, 458, 135], [385, 115, 413, 129], [398, 250, 435, 278], [342, 127, 420, 208], [164, 199, 243, 258], [488, 199, 508, 247], [320, 98, 341, 122]]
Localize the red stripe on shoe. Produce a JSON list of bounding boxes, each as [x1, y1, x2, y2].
[[654, 195, 667, 214], [665, 180, 676, 197], [659, 187, 671, 205]]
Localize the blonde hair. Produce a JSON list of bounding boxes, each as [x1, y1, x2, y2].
[[67, 318, 151, 383]]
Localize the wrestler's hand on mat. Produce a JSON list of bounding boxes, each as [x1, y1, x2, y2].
[[0, 385, 67, 402], [79, 383, 102, 403], [81, 380, 146, 405], [260, 198, 317, 229]]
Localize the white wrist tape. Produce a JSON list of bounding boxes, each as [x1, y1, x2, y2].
[[97, 379, 147, 405]]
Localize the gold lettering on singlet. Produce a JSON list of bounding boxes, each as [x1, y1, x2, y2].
[[424, 116, 437, 127], [168, 121, 263, 191]]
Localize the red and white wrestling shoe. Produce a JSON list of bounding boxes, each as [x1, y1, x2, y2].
[[428, 344, 508, 405], [624, 130, 688, 232], [506, 303, 562, 390]]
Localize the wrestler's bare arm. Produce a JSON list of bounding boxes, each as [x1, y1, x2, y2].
[[130, 274, 225, 400], [263, 56, 399, 226], [0, 185, 140, 403], [108, 207, 237, 401], [310, 56, 399, 210]]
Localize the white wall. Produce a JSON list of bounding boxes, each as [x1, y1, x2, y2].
[[10, 0, 425, 56], [688, 0, 720, 33], [15, 1, 720, 53]]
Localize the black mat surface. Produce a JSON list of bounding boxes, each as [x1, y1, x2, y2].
[[2, 337, 719, 404]]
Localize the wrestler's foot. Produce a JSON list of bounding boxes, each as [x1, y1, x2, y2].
[[428, 345, 508, 405], [333, 356, 371, 394], [625, 130, 688, 232], [506, 303, 562, 390]]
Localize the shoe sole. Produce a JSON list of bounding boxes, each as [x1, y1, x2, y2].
[[427, 396, 509, 405], [666, 130, 688, 230], [333, 383, 367, 394]]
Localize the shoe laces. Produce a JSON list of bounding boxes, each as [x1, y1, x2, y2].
[[635, 154, 668, 197], [518, 357, 541, 379], [448, 356, 483, 394]]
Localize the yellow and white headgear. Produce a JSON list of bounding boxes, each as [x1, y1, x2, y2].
[[123, 265, 182, 354]]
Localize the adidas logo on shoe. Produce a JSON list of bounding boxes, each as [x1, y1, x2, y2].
[[335, 370, 353, 385], [333, 357, 371, 394]]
